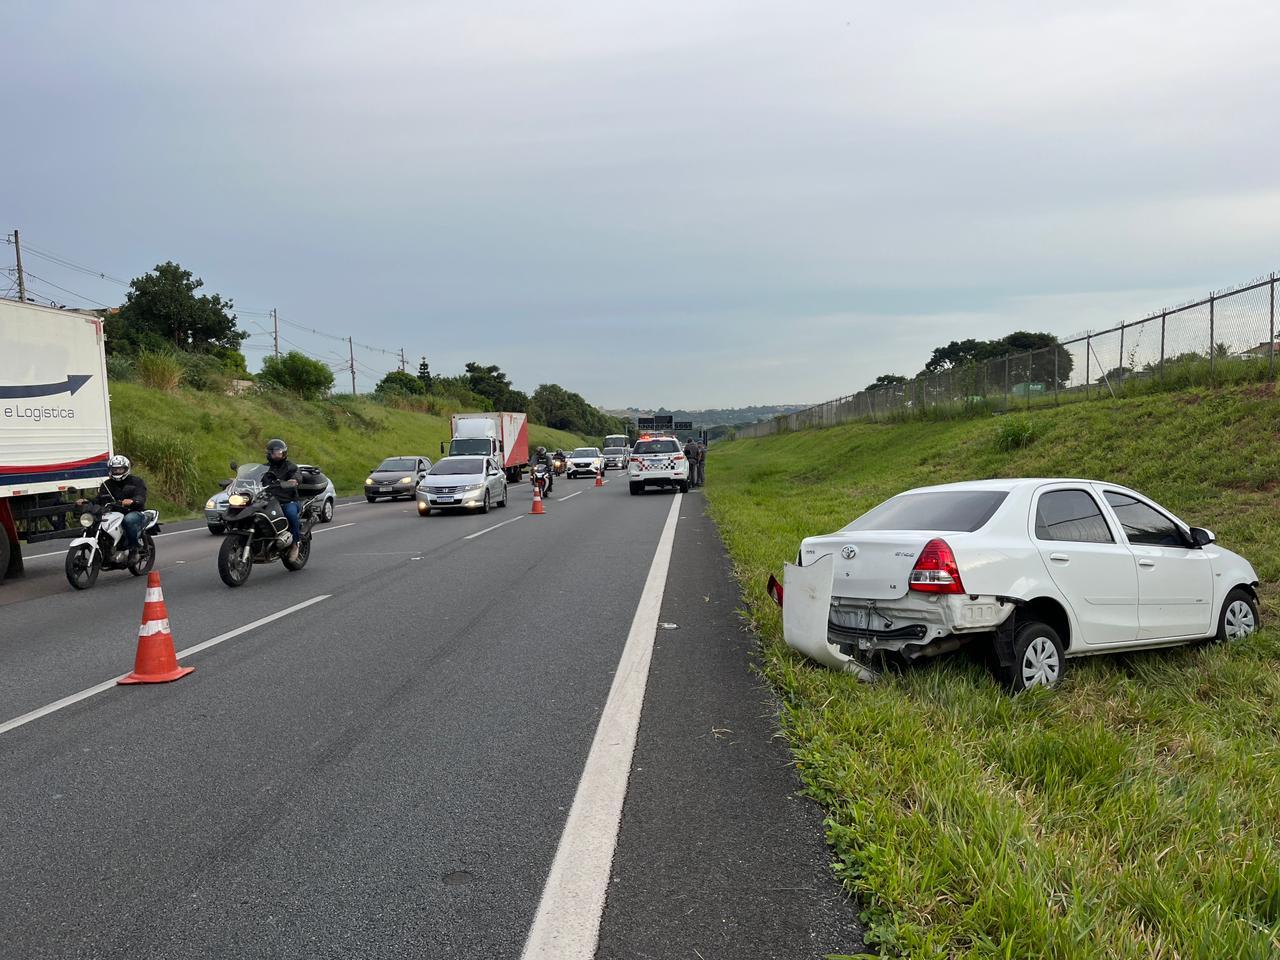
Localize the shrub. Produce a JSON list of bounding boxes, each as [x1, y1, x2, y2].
[[258, 350, 335, 399], [112, 423, 202, 507], [105, 353, 135, 383], [994, 416, 1038, 451], [179, 352, 230, 393], [134, 349, 184, 391]]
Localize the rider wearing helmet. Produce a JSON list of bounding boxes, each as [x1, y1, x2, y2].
[[530, 445, 554, 494], [263, 438, 302, 560], [77, 455, 148, 559]]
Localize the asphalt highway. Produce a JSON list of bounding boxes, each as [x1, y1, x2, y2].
[[0, 476, 859, 958]]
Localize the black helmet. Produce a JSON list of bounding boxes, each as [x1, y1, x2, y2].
[[266, 438, 288, 463]]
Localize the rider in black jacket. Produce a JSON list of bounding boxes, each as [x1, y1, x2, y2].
[[76, 454, 148, 558], [264, 438, 302, 560]]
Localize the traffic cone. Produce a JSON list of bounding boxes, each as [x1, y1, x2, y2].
[[118, 571, 194, 684], [594, 469, 604, 487], [530, 481, 545, 515]]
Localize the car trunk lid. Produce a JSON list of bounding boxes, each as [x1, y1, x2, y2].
[[804, 531, 937, 601]]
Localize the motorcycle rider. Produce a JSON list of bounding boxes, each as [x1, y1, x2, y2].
[[263, 438, 302, 561], [75, 454, 148, 560], [553, 448, 567, 475], [530, 445, 554, 494]]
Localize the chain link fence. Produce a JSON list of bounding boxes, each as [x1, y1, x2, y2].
[[737, 274, 1278, 438]]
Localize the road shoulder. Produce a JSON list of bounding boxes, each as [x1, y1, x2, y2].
[[596, 493, 863, 959]]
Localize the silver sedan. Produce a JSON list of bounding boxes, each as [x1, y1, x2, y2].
[[416, 456, 509, 516]]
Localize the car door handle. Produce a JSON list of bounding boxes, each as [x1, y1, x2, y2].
[[1049, 553, 1070, 562], [1137, 558, 1156, 567]]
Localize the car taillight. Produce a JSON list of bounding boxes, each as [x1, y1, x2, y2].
[[630, 457, 641, 464], [673, 454, 685, 461], [767, 574, 783, 607], [909, 538, 965, 594]]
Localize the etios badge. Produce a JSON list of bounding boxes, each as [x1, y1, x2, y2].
[[841, 545, 858, 560]]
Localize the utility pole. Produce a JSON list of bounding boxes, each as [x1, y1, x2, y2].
[[12, 229, 26, 303], [348, 336, 356, 394], [271, 308, 280, 357], [399, 347, 406, 373]]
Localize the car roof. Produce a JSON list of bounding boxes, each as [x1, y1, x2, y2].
[[900, 478, 1133, 495]]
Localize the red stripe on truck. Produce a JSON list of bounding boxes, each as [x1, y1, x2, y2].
[[0, 451, 111, 473]]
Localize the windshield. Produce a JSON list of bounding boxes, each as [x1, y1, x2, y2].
[[845, 491, 1009, 533], [377, 458, 418, 471], [633, 439, 678, 455], [572, 448, 599, 457], [229, 463, 267, 494], [604, 436, 629, 447], [604, 447, 627, 455], [430, 459, 484, 476], [450, 439, 492, 456]]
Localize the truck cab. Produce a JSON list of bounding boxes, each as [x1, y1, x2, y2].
[[446, 418, 501, 460]]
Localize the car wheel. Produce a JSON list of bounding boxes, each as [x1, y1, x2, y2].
[[1215, 587, 1259, 642], [479, 491, 490, 515], [1002, 620, 1066, 693], [321, 498, 334, 523], [365, 495, 377, 503], [629, 482, 642, 495], [499, 484, 508, 508]]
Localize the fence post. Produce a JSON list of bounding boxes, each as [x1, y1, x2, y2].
[[1053, 347, 1059, 406], [1025, 352, 1032, 410], [1159, 312, 1166, 380], [1118, 323, 1125, 385], [1270, 278, 1275, 381], [1085, 334, 1091, 399], [1209, 293, 1215, 380]]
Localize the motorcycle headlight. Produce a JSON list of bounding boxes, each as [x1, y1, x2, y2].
[[398, 476, 413, 485], [205, 498, 217, 510], [80, 513, 94, 528], [228, 494, 249, 508]]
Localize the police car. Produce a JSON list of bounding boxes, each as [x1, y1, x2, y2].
[[627, 436, 690, 495]]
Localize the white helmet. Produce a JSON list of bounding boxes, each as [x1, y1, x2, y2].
[[108, 454, 131, 480]]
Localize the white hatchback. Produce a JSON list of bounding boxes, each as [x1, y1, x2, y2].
[[776, 479, 1260, 692]]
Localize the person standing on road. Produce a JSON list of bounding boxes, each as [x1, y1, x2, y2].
[[683, 437, 699, 486], [75, 454, 148, 560], [695, 439, 707, 487], [263, 438, 302, 561]]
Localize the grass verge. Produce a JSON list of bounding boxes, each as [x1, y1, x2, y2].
[[107, 381, 587, 518], [705, 382, 1280, 959]]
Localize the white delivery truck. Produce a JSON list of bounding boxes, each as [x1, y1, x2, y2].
[[0, 300, 113, 582], [441, 412, 529, 482]]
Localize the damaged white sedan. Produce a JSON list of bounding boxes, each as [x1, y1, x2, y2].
[[771, 479, 1260, 692]]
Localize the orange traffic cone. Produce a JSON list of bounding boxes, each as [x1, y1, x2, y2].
[[530, 480, 545, 515], [118, 571, 194, 685], [594, 469, 604, 487]]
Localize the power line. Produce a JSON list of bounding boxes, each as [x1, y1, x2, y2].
[[20, 270, 112, 308]]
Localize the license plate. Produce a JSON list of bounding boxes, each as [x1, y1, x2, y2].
[[437, 497, 455, 503], [380, 486, 392, 492]]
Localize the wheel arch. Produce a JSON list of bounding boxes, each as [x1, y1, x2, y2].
[[1016, 596, 1073, 651]]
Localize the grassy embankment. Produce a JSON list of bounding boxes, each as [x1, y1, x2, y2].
[[706, 383, 1280, 959], [107, 381, 587, 518]]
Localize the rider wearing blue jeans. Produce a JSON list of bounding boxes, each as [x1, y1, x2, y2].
[[263, 438, 302, 561], [77, 454, 148, 559]]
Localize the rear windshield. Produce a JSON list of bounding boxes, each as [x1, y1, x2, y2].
[[431, 459, 483, 476], [845, 490, 1009, 533], [633, 439, 678, 454], [378, 458, 418, 471]]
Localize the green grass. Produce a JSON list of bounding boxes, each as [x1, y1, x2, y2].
[[705, 382, 1280, 959], [107, 381, 587, 518]]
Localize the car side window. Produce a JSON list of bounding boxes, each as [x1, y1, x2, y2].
[[1034, 490, 1114, 543], [1103, 491, 1185, 546]]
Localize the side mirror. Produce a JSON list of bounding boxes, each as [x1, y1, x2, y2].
[[1190, 527, 1215, 547], [230, 460, 239, 471], [217, 478, 232, 489]]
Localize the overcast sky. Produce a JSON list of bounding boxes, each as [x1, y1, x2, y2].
[[5, 1, 1279, 408]]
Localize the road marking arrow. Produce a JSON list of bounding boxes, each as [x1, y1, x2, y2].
[[0, 374, 93, 399]]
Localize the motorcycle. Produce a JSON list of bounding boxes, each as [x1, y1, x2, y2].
[[531, 461, 553, 497], [64, 499, 159, 590], [551, 454, 566, 477], [216, 462, 320, 587]]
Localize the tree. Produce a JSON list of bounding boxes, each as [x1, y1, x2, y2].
[[259, 351, 334, 399], [417, 357, 432, 391], [375, 369, 425, 396], [922, 331, 1072, 388], [108, 262, 246, 355], [865, 374, 908, 391]]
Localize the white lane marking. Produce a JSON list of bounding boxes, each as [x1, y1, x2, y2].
[[464, 514, 524, 540], [24, 526, 204, 561], [313, 522, 355, 534], [560, 491, 583, 501], [520, 494, 681, 960], [0, 594, 330, 738]]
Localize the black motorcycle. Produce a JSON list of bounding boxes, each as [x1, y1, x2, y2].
[[216, 462, 324, 587]]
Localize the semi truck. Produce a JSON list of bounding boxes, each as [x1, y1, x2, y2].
[[441, 412, 529, 482], [0, 299, 114, 582]]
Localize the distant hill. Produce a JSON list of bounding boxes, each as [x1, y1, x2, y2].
[[608, 405, 809, 430]]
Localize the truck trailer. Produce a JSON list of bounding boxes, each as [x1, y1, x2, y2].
[[442, 412, 529, 482], [0, 300, 113, 582]]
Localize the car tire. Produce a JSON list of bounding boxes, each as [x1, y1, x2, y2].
[[1215, 587, 1259, 643], [499, 484, 508, 508], [321, 498, 334, 523], [678, 481, 689, 493], [1001, 620, 1066, 693], [629, 482, 642, 495], [365, 495, 377, 503], [479, 491, 490, 515]]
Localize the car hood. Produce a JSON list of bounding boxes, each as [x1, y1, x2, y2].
[[370, 470, 414, 480], [423, 474, 485, 486], [209, 491, 229, 507]]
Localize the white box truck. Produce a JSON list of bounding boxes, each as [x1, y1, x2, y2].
[[0, 300, 113, 582], [442, 412, 529, 482]]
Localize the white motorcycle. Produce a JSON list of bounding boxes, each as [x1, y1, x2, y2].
[[65, 499, 160, 590]]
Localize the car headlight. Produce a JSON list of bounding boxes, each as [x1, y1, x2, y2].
[[80, 513, 94, 528], [205, 498, 217, 510], [463, 483, 484, 492], [365, 477, 374, 485], [228, 494, 249, 508], [399, 476, 413, 484]]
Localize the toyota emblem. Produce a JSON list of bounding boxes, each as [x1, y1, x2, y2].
[[841, 545, 858, 560]]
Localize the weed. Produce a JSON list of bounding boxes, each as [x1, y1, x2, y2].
[[993, 416, 1037, 451], [133, 350, 184, 392]]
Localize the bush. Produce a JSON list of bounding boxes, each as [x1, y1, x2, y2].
[[112, 423, 202, 508], [105, 354, 135, 383], [374, 370, 425, 396], [134, 350, 184, 391], [258, 350, 335, 399], [994, 416, 1038, 451], [179, 352, 230, 393]]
